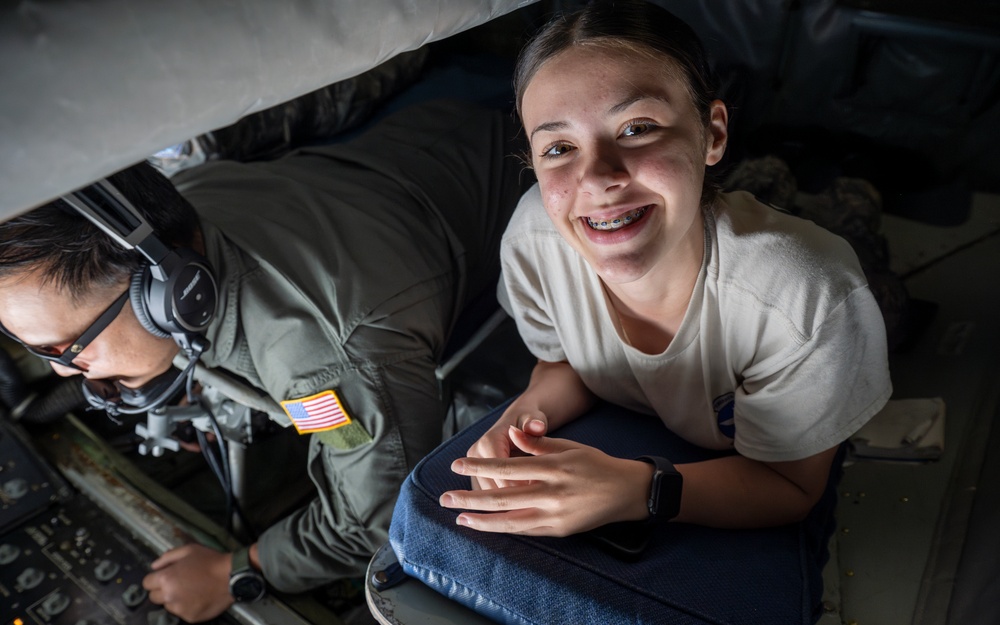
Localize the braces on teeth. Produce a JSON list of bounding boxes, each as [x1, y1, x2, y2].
[[587, 206, 647, 231]]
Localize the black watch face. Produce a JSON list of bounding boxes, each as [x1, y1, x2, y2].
[[231, 573, 265, 602]]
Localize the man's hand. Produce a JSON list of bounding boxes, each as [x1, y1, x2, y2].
[[142, 544, 234, 622], [440, 426, 652, 537]]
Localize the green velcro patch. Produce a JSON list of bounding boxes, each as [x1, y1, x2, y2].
[[315, 420, 373, 450]]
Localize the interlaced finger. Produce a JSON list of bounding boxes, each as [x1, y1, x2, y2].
[[451, 454, 558, 483], [441, 481, 560, 512], [455, 508, 561, 536]]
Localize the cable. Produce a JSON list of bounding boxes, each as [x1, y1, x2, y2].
[[186, 367, 257, 540], [83, 341, 206, 416], [195, 428, 232, 533]]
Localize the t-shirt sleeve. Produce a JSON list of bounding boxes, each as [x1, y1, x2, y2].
[[733, 284, 893, 462], [499, 243, 567, 364], [496, 184, 568, 364]]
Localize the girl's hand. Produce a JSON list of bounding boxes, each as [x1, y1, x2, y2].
[[441, 426, 652, 536], [464, 405, 549, 490]]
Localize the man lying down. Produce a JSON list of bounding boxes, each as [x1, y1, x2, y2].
[[0, 97, 531, 622]]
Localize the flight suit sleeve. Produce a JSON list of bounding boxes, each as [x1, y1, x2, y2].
[[255, 352, 445, 593]]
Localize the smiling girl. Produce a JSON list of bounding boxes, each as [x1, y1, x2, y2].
[[440, 0, 891, 541]]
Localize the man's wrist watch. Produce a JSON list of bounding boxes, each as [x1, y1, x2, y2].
[[635, 455, 683, 522], [229, 547, 266, 603]]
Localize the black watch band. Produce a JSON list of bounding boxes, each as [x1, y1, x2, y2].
[[635, 455, 683, 522], [229, 547, 266, 603]]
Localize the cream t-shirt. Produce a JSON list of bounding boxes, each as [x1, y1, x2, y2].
[[499, 186, 892, 462]]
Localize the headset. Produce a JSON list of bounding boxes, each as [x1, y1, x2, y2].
[[60, 178, 219, 415]]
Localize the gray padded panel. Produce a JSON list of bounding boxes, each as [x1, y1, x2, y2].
[[0, 0, 534, 218]]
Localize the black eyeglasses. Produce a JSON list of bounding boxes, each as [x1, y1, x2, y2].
[[0, 289, 130, 371]]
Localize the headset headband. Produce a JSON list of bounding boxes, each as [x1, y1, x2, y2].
[[60, 179, 171, 266], [59, 175, 217, 342]]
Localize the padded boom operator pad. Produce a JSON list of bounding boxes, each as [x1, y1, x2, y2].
[[389, 400, 837, 625]]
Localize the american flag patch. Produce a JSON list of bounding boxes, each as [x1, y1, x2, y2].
[[281, 390, 352, 434]]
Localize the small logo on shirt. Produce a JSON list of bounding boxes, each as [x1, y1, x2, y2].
[[713, 392, 735, 439]]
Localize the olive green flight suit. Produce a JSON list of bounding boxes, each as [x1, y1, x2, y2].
[[172, 99, 528, 592]]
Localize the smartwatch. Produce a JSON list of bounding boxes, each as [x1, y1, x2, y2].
[[229, 547, 266, 603], [635, 455, 683, 522]]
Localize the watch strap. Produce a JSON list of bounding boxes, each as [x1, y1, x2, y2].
[[229, 546, 266, 603], [231, 546, 252, 574], [635, 455, 683, 522]]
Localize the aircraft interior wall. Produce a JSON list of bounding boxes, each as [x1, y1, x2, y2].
[[0, 0, 535, 219]]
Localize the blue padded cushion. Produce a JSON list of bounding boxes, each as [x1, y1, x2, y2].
[[389, 400, 827, 625]]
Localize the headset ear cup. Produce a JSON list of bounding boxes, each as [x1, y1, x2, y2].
[[165, 249, 218, 334], [130, 267, 171, 339]]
